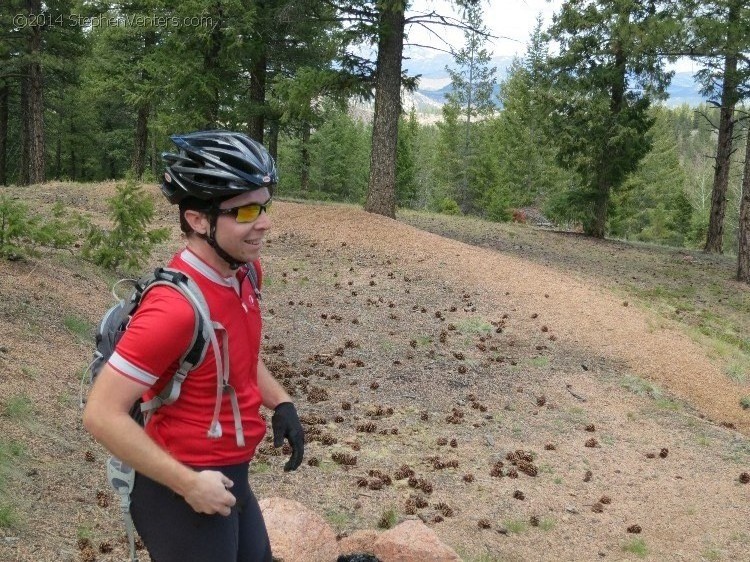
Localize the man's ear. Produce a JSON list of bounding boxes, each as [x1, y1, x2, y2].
[[184, 209, 209, 235]]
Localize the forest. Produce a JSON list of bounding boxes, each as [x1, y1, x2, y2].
[[1, 0, 750, 280]]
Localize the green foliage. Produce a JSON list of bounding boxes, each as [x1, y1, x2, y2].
[[442, 4, 498, 214], [82, 181, 169, 273], [494, 20, 571, 215], [278, 108, 371, 202], [0, 196, 31, 259], [0, 195, 80, 260], [609, 109, 693, 246], [396, 110, 419, 208], [622, 537, 648, 557], [437, 198, 461, 216], [377, 508, 398, 529], [547, 0, 679, 237], [2, 394, 33, 420]]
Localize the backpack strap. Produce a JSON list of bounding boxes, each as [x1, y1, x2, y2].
[[137, 269, 209, 421], [139, 267, 246, 448], [244, 260, 261, 302]]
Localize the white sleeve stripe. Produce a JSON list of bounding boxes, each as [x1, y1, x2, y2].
[[109, 352, 158, 386]]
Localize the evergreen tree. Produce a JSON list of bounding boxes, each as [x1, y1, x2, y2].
[[444, 1, 496, 213], [547, 0, 680, 238], [395, 108, 418, 208], [688, 0, 750, 253], [609, 109, 691, 246], [493, 19, 572, 222]]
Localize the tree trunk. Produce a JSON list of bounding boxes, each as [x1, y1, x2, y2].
[[587, 36, 626, 239], [738, 134, 750, 282], [20, 76, 31, 186], [300, 122, 311, 192], [364, 2, 405, 218], [0, 82, 7, 185], [25, 0, 45, 185], [705, 3, 741, 254], [132, 103, 149, 180], [586, 176, 611, 238], [704, 60, 737, 253], [55, 109, 62, 178]]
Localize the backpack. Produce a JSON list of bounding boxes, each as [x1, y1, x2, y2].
[[80, 264, 260, 562]]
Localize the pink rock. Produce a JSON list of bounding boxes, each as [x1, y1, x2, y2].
[[259, 497, 339, 562], [372, 520, 461, 562], [338, 529, 380, 555]]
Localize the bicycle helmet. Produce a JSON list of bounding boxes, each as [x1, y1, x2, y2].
[[161, 130, 276, 270], [161, 130, 277, 204]]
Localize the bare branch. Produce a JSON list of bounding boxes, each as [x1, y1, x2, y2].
[[403, 42, 453, 56]]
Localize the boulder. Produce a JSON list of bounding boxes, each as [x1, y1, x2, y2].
[[259, 497, 339, 562], [338, 529, 380, 556], [372, 520, 461, 562]]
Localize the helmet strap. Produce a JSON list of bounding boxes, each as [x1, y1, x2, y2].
[[197, 212, 245, 271]]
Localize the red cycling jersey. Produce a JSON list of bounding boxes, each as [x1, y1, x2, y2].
[[108, 248, 266, 466]]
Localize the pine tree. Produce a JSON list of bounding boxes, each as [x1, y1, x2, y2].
[[689, 0, 750, 253], [444, 2, 496, 214], [609, 109, 691, 246], [547, 0, 681, 238], [395, 108, 418, 208], [493, 19, 571, 222]]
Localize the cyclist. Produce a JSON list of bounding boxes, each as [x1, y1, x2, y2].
[[83, 130, 303, 562]]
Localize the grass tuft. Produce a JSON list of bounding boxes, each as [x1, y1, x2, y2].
[[2, 394, 34, 420], [503, 519, 527, 534], [0, 503, 17, 528], [377, 508, 398, 529], [620, 375, 662, 398], [63, 314, 92, 341], [622, 537, 648, 557]]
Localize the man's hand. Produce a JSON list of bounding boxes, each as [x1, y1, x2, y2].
[[272, 402, 304, 471], [183, 470, 236, 516]]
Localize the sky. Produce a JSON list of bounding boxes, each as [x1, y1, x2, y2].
[[404, 0, 564, 61], [402, 0, 697, 87]]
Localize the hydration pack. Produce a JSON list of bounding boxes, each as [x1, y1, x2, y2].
[[81, 265, 260, 561]]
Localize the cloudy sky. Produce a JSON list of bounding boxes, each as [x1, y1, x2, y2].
[[404, 0, 563, 60]]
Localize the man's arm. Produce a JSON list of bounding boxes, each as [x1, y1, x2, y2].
[[257, 355, 293, 409], [257, 356, 304, 470], [83, 364, 237, 515]]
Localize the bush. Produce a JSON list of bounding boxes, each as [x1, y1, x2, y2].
[[0, 194, 80, 260], [83, 181, 169, 272], [437, 197, 461, 216]]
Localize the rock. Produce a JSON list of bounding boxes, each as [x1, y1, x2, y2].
[[338, 530, 380, 556], [259, 497, 339, 562], [372, 520, 461, 562]]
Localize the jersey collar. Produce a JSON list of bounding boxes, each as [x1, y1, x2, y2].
[[180, 248, 241, 294]]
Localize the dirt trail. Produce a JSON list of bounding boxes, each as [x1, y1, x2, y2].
[[278, 201, 748, 434]]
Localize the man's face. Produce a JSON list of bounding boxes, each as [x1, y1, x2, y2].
[[213, 187, 272, 264]]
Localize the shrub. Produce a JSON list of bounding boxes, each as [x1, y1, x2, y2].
[[438, 197, 461, 216], [83, 181, 168, 272], [0, 196, 79, 260]]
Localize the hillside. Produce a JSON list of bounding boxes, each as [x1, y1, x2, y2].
[[1, 182, 749, 562]]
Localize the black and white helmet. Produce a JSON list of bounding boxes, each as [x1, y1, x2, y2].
[[161, 130, 277, 204]]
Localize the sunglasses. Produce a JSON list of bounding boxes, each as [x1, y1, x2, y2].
[[216, 199, 272, 223]]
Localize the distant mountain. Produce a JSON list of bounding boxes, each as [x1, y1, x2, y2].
[[405, 53, 706, 109]]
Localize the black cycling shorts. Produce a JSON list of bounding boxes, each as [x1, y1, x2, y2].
[[130, 462, 272, 562]]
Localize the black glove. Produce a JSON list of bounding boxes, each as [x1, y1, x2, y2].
[[272, 402, 304, 471]]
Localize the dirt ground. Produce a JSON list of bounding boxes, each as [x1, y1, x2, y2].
[[1, 182, 749, 562]]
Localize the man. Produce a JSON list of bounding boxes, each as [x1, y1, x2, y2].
[[83, 130, 303, 562]]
